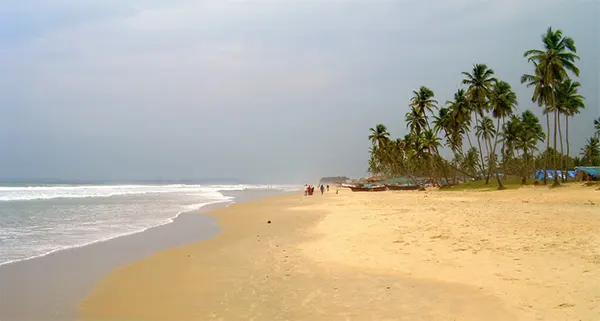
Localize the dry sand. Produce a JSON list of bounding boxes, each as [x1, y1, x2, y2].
[[80, 184, 600, 321]]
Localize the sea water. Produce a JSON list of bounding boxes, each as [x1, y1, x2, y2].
[[0, 184, 297, 266]]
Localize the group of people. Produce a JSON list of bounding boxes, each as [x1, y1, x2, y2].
[[304, 184, 329, 196]]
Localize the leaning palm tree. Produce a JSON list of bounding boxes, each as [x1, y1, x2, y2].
[[524, 27, 580, 186], [486, 80, 518, 187], [369, 124, 390, 150], [422, 129, 447, 185], [462, 64, 497, 177], [555, 79, 585, 178]]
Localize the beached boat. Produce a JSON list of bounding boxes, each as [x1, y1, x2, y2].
[[385, 184, 420, 191], [350, 186, 387, 192]]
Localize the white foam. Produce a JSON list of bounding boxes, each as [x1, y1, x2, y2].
[[0, 198, 233, 267], [0, 184, 296, 202], [0, 184, 295, 266]]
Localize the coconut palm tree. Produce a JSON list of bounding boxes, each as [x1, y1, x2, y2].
[[521, 66, 552, 184], [446, 89, 472, 153], [422, 129, 447, 185], [462, 64, 497, 176], [486, 80, 518, 187], [555, 79, 585, 178], [524, 27, 580, 186], [409, 87, 438, 133], [581, 137, 600, 166], [461, 147, 480, 178], [369, 124, 390, 150], [405, 109, 427, 137], [519, 110, 545, 183], [475, 116, 496, 176]]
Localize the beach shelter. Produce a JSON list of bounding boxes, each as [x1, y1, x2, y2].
[[574, 167, 600, 181]]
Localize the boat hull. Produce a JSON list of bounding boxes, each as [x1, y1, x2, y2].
[[350, 186, 387, 192]]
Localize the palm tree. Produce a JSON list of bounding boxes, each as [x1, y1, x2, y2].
[[461, 147, 480, 178], [433, 107, 463, 161], [368, 124, 392, 175], [462, 64, 497, 176], [422, 129, 447, 185], [519, 110, 545, 183], [581, 137, 600, 166], [405, 109, 427, 137], [524, 27, 580, 186], [446, 89, 472, 154], [521, 66, 552, 184], [475, 116, 496, 176], [555, 79, 585, 178], [409, 87, 438, 133], [487, 80, 518, 188], [369, 124, 390, 150]]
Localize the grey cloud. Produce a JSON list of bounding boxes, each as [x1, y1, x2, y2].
[[0, 0, 598, 183]]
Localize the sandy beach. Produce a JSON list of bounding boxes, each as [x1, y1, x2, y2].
[[0, 189, 285, 321], [81, 184, 600, 321]]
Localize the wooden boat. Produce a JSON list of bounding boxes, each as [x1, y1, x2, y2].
[[350, 186, 388, 192], [385, 184, 420, 191]]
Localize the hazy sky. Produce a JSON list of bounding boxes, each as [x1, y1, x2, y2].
[[1, 0, 598, 183]]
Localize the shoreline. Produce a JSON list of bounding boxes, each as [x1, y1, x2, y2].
[[0, 188, 288, 321], [80, 184, 600, 320], [0, 199, 234, 268]]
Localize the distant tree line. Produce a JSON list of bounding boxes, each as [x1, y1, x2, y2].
[[368, 27, 600, 189]]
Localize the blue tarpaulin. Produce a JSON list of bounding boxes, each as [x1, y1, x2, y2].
[[575, 167, 600, 179], [535, 170, 575, 180]]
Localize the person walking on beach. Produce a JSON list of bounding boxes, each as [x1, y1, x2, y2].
[[304, 184, 308, 196], [326, 185, 330, 192], [320, 184, 325, 195]]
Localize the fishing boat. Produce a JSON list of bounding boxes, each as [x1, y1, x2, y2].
[[384, 184, 420, 191], [350, 186, 387, 192]]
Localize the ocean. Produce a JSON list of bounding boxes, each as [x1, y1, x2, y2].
[[0, 183, 297, 266]]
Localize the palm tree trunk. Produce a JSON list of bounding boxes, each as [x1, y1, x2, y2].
[[553, 110, 560, 186], [466, 131, 474, 150], [474, 113, 486, 177], [434, 146, 450, 185], [566, 115, 571, 177], [484, 135, 494, 184], [558, 114, 565, 182], [486, 118, 504, 189], [501, 116, 508, 180], [522, 149, 528, 184], [543, 112, 550, 184]]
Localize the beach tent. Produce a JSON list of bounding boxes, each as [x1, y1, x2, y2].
[[534, 170, 575, 180], [574, 167, 600, 181]]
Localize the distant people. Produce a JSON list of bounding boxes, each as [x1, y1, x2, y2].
[[326, 185, 330, 192], [320, 184, 325, 195], [311, 186, 315, 195], [304, 184, 308, 196]]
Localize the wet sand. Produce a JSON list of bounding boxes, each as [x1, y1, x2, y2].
[[80, 184, 600, 320], [0, 189, 284, 321]]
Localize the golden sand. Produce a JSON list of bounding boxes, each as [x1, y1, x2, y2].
[[80, 184, 600, 320]]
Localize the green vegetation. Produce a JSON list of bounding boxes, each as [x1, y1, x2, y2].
[[445, 177, 523, 191], [367, 27, 599, 190]]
